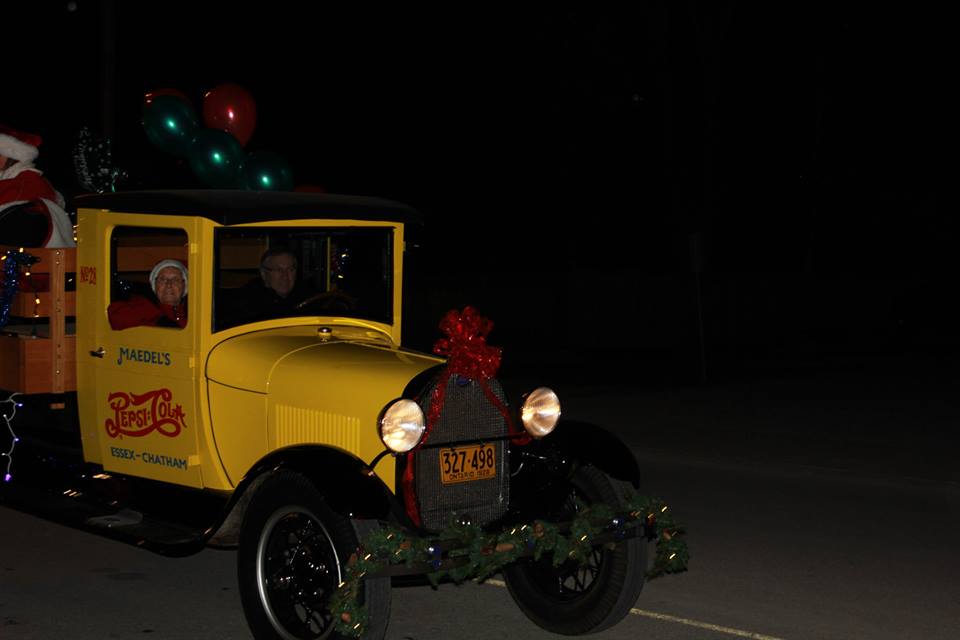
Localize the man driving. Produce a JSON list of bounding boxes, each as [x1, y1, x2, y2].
[[224, 248, 315, 323], [259, 248, 300, 302], [222, 245, 356, 325]]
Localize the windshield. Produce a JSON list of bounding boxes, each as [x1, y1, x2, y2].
[[214, 226, 394, 332]]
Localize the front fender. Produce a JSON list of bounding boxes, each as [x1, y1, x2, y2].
[[509, 420, 640, 520], [241, 446, 406, 522], [546, 420, 641, 486], [210, 445, 416, 547]]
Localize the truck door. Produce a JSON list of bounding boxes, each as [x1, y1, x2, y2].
[[89, 223, 202, 488]]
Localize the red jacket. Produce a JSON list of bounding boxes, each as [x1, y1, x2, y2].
[[107, 295, 187, 330], [0, 166, 60, 205], [0, 165, 73, 247]]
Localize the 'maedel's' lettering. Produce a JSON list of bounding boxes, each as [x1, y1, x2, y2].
[[116, 347, 172, 367]]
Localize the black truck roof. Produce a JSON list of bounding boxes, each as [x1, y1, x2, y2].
[[74, 190, 422, 226]]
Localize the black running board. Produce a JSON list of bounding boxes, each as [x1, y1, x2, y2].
[[0, 444, 228, 557]]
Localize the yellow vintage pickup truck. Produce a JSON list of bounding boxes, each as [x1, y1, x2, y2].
[[0, 190, 652, 640]]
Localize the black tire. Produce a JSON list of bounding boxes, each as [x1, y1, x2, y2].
[[237, 471, 390, 640], [503, 465, 647, 635]]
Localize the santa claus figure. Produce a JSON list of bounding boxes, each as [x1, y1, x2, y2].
[[0, 124, 75, 248]]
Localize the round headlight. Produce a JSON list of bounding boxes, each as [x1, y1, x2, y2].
[[379, 399, 425, 453], [521, 387, 561, 437]]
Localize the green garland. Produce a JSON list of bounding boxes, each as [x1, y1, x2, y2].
[[330, 494, 688, 637]]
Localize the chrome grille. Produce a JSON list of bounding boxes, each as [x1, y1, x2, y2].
[[414, 374, 510, 531]]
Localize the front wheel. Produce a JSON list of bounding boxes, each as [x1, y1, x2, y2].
[[504, 465, 647, 635], [237, 471, 390, 640]]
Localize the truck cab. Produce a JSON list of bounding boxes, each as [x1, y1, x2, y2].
[[73, 190, 427, 495]]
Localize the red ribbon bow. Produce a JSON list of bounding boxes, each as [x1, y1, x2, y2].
[[432, 306, 502, 381], [424, 307, 510, 441]]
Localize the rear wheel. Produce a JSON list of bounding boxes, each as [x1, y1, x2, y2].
[[237, 472, 390, 640], [504, 465, 646, 635]]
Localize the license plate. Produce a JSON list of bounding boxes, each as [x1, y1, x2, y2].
[[440, 444, 496, 485]]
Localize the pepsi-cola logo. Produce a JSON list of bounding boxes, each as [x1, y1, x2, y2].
[[105, 388, 187, 439]]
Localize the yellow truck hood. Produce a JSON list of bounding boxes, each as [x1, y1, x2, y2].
[[206, 325, 441, 395]]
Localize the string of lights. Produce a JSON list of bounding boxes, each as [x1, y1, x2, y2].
[[0, 250, 38, 482], [1, 392, 22, 482], [1, 248, 41, 329]]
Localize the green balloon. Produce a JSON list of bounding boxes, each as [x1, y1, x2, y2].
[[141, 95, 199, 157], [240, 150, 294, 191], [187, 129, 244, 187]]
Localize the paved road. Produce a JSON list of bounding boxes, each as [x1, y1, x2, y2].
[[2, 358, 959, 639], [3, 455, 957, 639]]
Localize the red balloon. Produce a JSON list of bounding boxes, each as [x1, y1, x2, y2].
[[202, 82, 257, 147], [294, 184, 327, 193], [144, 87, 189, 107]]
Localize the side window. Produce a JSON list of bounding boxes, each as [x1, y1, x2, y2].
[[107, 227, 189, 331]]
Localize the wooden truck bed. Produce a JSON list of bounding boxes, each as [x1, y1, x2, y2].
[[0, 246, 77, 395]]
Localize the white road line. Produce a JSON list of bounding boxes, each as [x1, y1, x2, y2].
[[484, 579, 786, 640], [622, 608, 787, 640]]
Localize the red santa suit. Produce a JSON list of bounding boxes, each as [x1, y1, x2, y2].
[[107, 295, 188, 330], [107, 260, 189, 330], [0, 125, 75, 248]]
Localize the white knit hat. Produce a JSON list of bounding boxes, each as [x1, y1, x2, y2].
[[149, 259, 188, 297], [0, 124, 41, 163]]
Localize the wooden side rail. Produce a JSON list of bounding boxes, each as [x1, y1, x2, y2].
[[0, 246, 76, 395]]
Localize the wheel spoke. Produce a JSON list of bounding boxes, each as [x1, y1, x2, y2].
[[588, 549, 603, 578], [300, 585, 329, 610], [300, 596, 332, 637], [268, 564, 296, 590], [573, 570, 588, 592]]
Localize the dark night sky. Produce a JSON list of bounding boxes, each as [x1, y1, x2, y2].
[[5, 2, 955, 367]]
